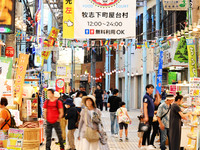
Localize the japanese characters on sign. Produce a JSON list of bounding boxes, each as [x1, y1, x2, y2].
[[27, 100, 32, 117], [156, 51, 164, 94], [15, 54, 29, 106], [63, 0, 136, 39], [56, 66, 67, 76], [186, 38, 197, 78], [189, 78, 200, 99], [162, 0, 188, 11]]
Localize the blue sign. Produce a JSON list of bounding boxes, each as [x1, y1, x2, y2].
[[156, 50, 163, 94]]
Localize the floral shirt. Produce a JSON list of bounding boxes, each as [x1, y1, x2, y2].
[[157, 102, 170, 128]]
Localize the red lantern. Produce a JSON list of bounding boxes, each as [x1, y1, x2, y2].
[[5, 47, 14, 57]]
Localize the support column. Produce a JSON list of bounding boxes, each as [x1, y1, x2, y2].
[[125, 39, 128, 106], [105, 40, 109, 92], [71, 45, 74, 89], [92, 47, 96, 88], [47, 10, 52, 76], [143, 0, 147, 96], [90, 47, 93, 90], [108, 45, 111, 90], [115, 40, 119, 89]]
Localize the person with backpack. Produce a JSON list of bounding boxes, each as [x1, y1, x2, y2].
[[43, 89, 65, 150], [0, 97, 11, 130], [64, 98, 78, 150]]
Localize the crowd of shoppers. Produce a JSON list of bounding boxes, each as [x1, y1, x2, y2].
[[40, 83, 192, 150]]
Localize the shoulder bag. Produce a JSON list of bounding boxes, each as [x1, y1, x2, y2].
[[84, 109, 100, 142], [161, 104, 171, 120]]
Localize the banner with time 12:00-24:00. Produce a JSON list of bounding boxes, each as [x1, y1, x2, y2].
[[63, 0, 136, 39]]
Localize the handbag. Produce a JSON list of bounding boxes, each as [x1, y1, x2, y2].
[[84, 109, 100, 142], [119, 108, 130, 124], [153, 114, 158, 122]]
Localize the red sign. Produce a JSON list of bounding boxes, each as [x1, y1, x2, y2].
[[56, 79, 65, 93], [5, 47, 14, 57]]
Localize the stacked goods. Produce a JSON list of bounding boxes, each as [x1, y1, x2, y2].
[[19, 122, 39, 128]]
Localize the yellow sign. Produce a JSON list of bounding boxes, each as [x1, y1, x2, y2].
[[15, 54, 29, 106], [48, 27, 60, 41], [63, 0, 74, 39]]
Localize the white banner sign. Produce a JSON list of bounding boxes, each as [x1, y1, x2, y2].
[[162, 0, 188, 11], [63, 0, 136, 39]]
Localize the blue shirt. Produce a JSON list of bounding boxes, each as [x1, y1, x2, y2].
[[143, 93, 155, 117]]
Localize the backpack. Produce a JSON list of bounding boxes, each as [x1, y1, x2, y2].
[[46, 99, 64, 118], [1, 109, 17, 129], [75, 110, 80, 128]]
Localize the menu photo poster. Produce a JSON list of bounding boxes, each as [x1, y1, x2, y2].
[[7, 128, 24, 150], [0, 130, 8, 148]]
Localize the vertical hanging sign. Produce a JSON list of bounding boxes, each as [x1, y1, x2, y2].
[[186, 38, 197, 77], [156, 50, 163, 94], [63, 0, 74, 39], [15, 54, 29, 106]]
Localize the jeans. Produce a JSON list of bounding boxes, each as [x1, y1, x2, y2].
[[160, 128, 170, 150], [142, 117, 153, 145], [110, 112, 119, 135], [46, 121, 64, 150]]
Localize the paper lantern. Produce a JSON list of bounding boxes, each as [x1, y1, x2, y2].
[[5, 47, 14, 57]]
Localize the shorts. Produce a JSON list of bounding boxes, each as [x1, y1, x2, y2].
[[119, 122, 128, 130], [137, 132, 144, 138]]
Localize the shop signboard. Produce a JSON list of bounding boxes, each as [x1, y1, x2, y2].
[[156, 51, 163, 94], [189, 77, 200, 98], [15, 54, 29, 106], [162, 0, 188, 11], [56, 66, 67, 77], [2, 79, 13, 106], [63, 0, 136, 39], [154, 41, 188, 70], [0, 0, 15, 33], [0, 57, 12, 79], [169, 84, 177, 95], [7, 128, 24, 150], [56, 79, 65, 93], [186, 38, 197, 77]]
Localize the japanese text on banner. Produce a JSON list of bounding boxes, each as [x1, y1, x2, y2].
[[15, 54, 29, 106], [186, 38, 197, 77]]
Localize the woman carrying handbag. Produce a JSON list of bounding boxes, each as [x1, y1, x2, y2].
[[78, 95, 102, 150]]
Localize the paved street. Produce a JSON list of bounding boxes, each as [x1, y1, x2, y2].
[[40, 109, 162, 150]]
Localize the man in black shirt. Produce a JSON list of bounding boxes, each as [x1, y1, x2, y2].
[[94, 85, 104, 111], [107, 89, 122, 137]]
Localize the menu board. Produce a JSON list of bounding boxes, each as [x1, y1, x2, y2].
[[189, 78, 200, 97]]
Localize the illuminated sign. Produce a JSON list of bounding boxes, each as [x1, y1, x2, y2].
[[0, 0, 15, 33]]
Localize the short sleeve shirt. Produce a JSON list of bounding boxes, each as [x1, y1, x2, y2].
[[116, 107, 128, 123], [43, 99, 63, 124], [94, 89, 103, 100], [143, 93, 155, 117], [108, 96, 122, 112], [0, 109, 11, 130], [157, 102, 170, 128]]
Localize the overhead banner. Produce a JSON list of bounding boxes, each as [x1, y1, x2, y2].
[[162, 0, 188, 11], [186, 38, 197, 77], [156, 51, 164, 94], [15, 54, 29, 106], [63, 0, 136, 39]]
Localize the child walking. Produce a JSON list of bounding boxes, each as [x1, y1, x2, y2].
[[116, 102, 131, 142], [137, 115, 145, 148]]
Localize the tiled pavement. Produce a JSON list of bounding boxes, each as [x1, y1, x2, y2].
[[40, 109, 162, 150]]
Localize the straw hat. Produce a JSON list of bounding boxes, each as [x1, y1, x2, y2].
[[82, 95, 96, 108]]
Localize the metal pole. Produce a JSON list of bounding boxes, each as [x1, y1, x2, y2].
[[128, 39, 133, 110], [71, 45, 74, 89], [161, 0, 164, 36], [115, 40, 119, 89], [90, 47, 93, 90], [108, 45, 111, 90], [156, 0, 160, 38], [105, 39, 109, 92], [143, 0, 147, 96], [125, 39, 128, 106]]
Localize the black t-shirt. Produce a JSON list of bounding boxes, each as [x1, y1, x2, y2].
[[108, 96, 122, 112], [80, 91, 87, 96], [94, 89, 103, 100]]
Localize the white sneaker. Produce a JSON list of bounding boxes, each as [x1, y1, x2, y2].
[[114, 134, 118, 138], [140, 146, 147, 150], [147, 145, 156, 150]]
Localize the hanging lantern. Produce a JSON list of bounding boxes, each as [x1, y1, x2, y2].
[[5, 47, 14, 57]]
